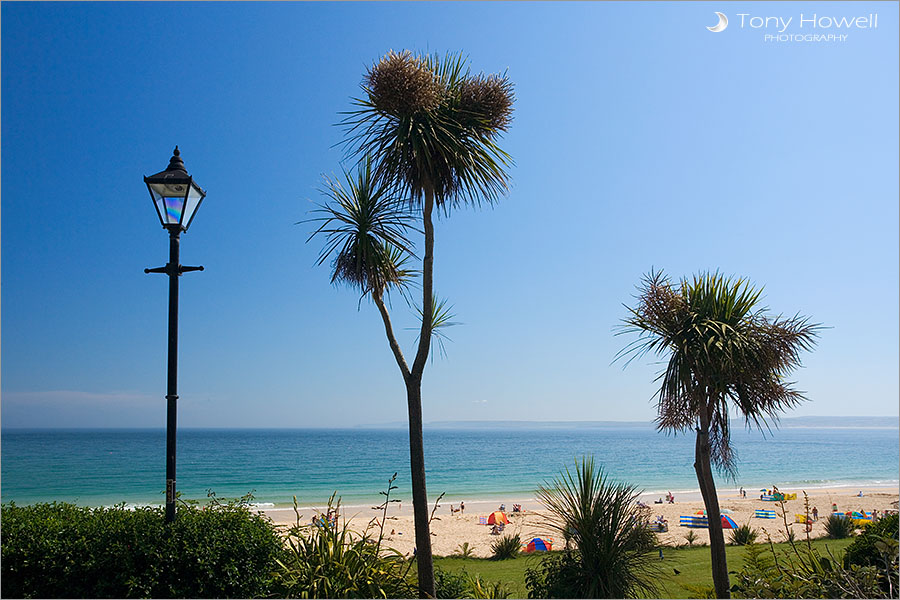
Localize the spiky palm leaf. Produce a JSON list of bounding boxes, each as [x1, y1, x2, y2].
[[306, 156, 418, 298], [618, 270, 821, 474], [410, 294, 460, 360], [535, 456, 661, 598], [342, 50, 514, 210]]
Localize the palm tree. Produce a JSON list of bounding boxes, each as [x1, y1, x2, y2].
[[618, 271, 820, 598], [533, 456, 661, 598], [312, 51, 514, 597]]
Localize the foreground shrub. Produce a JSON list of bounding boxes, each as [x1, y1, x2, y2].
[[825, 513, 855, 539], [490, 533, 521, 560], [272, 498, 415, 598], [731, 540, 884, 598], [843, 514, 899, 596], [436, 568, 511, 599], [527, 456, 661, 598], [730, 522, 759, 546], [1, 500, 284, 599]]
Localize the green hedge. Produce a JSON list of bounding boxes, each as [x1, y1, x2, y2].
[[1, 501, 285, 598]]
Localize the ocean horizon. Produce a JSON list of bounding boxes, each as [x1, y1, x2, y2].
[[2, 423, 897, 509]]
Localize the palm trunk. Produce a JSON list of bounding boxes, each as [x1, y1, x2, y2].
[[372, 291, 435, 599], [406, 375, 434, 598], [407, 186, 436, 598], [695, 407, 730, 598]]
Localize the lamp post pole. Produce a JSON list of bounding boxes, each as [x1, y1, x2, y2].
[[144, 147, 206, 523], [164, 228, 181, 523]]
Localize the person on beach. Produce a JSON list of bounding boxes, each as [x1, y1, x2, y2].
[[499, 503, 506, 512], [740, 486, 744, 498], [460, 501, 465, 514], [490, 524, 500, 535], [812, 506, 819, 521], [832, 502, 838, 513]]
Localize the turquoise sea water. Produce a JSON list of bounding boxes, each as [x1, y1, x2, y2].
[[2, 425, 897, 509]]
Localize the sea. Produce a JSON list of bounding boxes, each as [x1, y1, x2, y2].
[[2, 424, 897, 510]]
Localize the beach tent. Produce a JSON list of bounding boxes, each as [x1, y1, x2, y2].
[[525, 537, 552, 552], [487, 511, 509, 525], [721, 515, 738, 529]]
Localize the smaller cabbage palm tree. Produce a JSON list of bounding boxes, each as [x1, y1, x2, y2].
[[530, 456, 661, 598], [490, 533, 521, 561], [824, 514, 855, 539], [730, 523, 759, 546]]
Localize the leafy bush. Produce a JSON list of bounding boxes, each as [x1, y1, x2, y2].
[[825, 513, 855, 539], [529, 456, 661, 598], [731, 540, 883, 598], [273, 498, 414, 598], [730, 522, 759, 546], [436, 568, 511, 599], [469, 574, 512, 599], [525, 551, 581, 599], [490, 533, 521, 560], [844, 514, 899, 567], [1, 500, 284, 599], [436, 567, 473, 599], [843, 514, 899, 596]]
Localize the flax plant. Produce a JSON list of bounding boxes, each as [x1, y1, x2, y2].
[[532, 456, 661, 598]]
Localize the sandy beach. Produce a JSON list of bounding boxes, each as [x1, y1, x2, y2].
[[261, 486, 899, 558]]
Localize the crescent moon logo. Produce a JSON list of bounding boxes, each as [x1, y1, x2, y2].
[[707, 12, 728, 32]]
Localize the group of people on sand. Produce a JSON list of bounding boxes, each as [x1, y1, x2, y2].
[[653, 491, 675, 504], [450, 501, 465, 515], [312, 508, 338, 528]]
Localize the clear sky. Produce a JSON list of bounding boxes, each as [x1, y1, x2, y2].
[[2, 2, 898, 428]]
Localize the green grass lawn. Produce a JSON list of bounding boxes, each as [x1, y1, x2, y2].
[[433, 537, 855, 599]]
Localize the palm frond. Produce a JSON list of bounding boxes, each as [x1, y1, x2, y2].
[[409, 294, 460, 360], [619, 270, 822, 474], [305, 156, 418, 298], [340, 50, 514, 210]]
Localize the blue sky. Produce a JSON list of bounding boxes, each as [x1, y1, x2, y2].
[[2, 2, 898, 428]]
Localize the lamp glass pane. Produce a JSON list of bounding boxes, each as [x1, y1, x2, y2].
[[182, 183, 204, 229], [149, 184, 187, 225]]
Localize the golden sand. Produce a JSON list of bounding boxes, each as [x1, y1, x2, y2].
[[261, 486, 898, 558]]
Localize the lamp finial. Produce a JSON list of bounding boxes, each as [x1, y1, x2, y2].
[[166, 146, 186, 174]]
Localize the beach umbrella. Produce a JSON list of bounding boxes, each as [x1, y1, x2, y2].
[[721, 515, 738, 529], [487, 511, 509, 525], [525, 537, 552, 553]]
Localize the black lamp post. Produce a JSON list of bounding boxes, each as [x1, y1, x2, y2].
[[144, 146, 206, 523]]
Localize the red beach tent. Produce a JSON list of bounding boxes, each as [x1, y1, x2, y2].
[[487, 511, 509, 525], [721, 515, 738, 529]]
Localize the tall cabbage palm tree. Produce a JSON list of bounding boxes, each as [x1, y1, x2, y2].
[[618, 271, 820, 598], [315, 50, 515, 598]]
